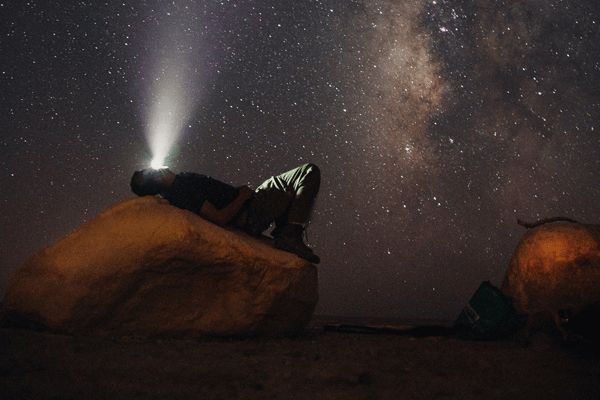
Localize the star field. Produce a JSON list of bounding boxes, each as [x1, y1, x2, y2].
[[2, 0, 600, 320]]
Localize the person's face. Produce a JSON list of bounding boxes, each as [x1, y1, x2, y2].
[[146, 168, 175, 186]]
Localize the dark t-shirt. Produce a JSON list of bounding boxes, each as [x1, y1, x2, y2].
[[162, 173, 239, 216]]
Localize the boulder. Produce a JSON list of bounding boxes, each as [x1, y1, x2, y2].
[[2, 196, 318, 338], [501, 221, 600, 317]]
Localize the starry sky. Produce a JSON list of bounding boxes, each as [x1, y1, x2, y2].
[[2, 0, 600, 321]]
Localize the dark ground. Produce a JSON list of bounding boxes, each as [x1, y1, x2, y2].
[[1, 315, 599, 400]]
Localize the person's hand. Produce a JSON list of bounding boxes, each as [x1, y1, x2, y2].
[[237, 185, 254, 201]]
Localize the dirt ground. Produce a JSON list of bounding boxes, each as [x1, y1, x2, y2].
[[1, 316, 599, 400]]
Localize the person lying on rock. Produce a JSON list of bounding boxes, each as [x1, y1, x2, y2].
[[130, 163, 321, 264]]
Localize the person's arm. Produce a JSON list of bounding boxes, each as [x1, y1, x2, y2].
[[199, 186, 254, 226]]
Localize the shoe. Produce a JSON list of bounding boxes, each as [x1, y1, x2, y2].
[[273, 224, 320, 264]]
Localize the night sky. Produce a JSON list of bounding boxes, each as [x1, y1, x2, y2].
[[2, 0, 600, 321]]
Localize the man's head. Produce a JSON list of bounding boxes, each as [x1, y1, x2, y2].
[[130, 168, 175, 196]]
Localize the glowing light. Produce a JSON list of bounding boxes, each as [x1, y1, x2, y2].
[[145, 58, 196, 169], [139, 3, 212, 169], [150, 158, 167, 170]]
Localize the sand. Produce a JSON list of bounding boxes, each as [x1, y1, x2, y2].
[[1, 316, 599, 400]]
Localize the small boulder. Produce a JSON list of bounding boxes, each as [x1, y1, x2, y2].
[[501, 222, 600, 331], [3, 196, 318, 338]]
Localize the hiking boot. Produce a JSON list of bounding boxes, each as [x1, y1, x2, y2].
[[273, 224, 320, 264]]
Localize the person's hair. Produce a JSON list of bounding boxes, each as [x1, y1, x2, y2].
[[130, 169, 164, 196]]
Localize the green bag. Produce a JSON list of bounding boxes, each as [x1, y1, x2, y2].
[[453, 281, 521, 340]]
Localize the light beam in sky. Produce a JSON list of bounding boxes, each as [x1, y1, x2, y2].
[[143, 2, 208, 169], [147, 62, 191, 169]]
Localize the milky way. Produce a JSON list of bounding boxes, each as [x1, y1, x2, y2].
[[2, 0, 600, 320]]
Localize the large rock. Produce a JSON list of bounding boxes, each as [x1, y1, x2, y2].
[[501, 221, 600, 317], [3, 196, 318, 338]]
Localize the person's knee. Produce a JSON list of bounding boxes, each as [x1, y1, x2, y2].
[[307, 163, 319, 171], [306, 163, 320, 178], [304, 164, 320, 190]]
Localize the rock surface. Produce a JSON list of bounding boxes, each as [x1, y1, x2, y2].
[[2, 196, 318, 338], [501, 221, 600, 315]]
